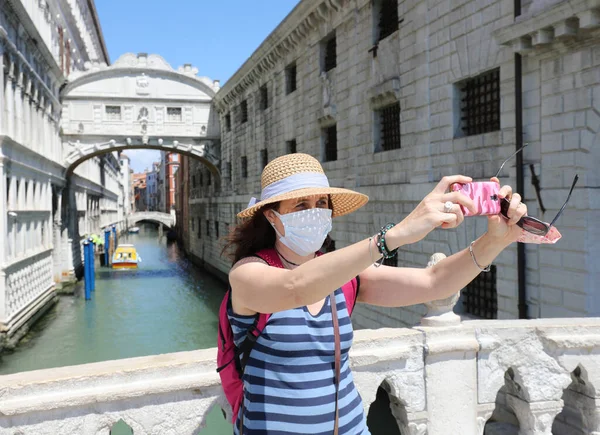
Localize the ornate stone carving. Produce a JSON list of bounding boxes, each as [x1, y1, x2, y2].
[[421, 253, 461, 326], [199, 140, 220, 166], [136, 73, 150, 95]]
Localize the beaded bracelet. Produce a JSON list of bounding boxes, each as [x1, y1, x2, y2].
[[376, 223, 398, 259]]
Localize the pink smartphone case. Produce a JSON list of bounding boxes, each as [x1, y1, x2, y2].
[[451, 181, 501, 216]]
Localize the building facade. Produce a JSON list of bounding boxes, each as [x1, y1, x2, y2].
[[201, 0, 600, 327], [0, 0, 110, 347], [133, 172, 147, 212]]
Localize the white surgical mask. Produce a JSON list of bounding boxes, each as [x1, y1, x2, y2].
[[272, 208, 333, 256]]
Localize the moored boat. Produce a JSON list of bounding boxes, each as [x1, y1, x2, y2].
[[112, 244, 142, 269], [128, 227, 140, 234]]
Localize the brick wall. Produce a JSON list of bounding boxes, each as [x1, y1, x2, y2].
[[200, 0, 598, 327]]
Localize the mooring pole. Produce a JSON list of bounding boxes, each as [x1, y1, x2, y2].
[[89, 237, 96, 291], [112, 225, 117, 248], [104, 229, 111, 267], [83, 241, 91, 300]]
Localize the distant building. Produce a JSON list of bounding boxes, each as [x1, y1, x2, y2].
[[119, 153, 132, 216], [133, 172, 148, 212], [164, 153, 180, 211]]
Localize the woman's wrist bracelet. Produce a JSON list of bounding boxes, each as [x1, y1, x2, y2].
[[469, 240, 491, 272]]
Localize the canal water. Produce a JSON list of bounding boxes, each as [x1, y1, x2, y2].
[[0, 224, 394, 434], [0, 224, 232, 434]]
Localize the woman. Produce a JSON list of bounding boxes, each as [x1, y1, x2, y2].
[[225, 153, 527, 434]]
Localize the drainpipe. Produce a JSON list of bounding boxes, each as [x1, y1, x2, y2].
[[514, 0, 527, 319]]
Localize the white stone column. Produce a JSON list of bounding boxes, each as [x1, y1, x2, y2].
[[14, 65, 23, 144], [418, 326, 480, 434], [0, 155, 7, 267], [51, 186, 63, 282], [4, 56, 14, 138], [23, 77, 31, 149], [0, 44, 4, 134]]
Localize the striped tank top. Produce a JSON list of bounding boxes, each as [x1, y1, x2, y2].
[[228, 287, 370, 434]]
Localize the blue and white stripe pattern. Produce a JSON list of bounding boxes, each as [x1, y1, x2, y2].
[[228, 288, 369, 434]]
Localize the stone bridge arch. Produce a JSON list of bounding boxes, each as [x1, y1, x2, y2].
[[61, 52, 222, 178], [128, 212, 175, 228]]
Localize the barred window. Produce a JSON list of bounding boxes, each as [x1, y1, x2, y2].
[[458, 68, 500, 137], [323, 125, 337, 162], [192, 175, 196, 188], [105, 106, 121, 121], [377, 0, 399, 42], [323, 35, 336, 72], [223, 161, 231, 182], [206, 219, 210, 236], [463, 265, 497, 319], [240, 100, 248, 123], [260, 149, 268, 170], [376, 102, 401, 152], [225, 113, 231, 132], [241, 156, 248, 178], [286, 62, 297, 95], [260, 85, 269, 110], [215, 221, 219, 238], [167, 107, 182, 122], [197, 218, 201, 239], [286, 139, 297, 154]]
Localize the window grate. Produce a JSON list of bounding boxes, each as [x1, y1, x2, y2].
[[380, 103, 401, 152], [225, 113, 231, 132], [286, 63, 297, 95], [260, 85, 269, 110], [240, 100, 248, 123], [378, 0, 399, 41], [460, 68, 500, 136], [167, 107, 182, 122], [324, 36, 337, 72], [286, 139, 297, 154], [241, 156, 248, 178], [463, 265, 497, 319], [105, 106, 121, 121], [260, 149, 268, 170], [323, 125, 337, 162]]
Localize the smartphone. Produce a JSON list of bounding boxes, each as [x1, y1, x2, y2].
[[450, 181, 501, 216]]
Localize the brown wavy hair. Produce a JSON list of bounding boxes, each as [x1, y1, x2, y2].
[[222, 203, 280, 264], [222, 199, 333, 264]]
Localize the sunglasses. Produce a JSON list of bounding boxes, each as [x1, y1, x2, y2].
[[495, 144, 578, 236]]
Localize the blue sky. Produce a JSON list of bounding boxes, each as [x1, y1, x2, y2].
[[95, 0, 299, 172]]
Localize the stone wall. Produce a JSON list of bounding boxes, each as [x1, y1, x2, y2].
[[199, 0, 599, 327]]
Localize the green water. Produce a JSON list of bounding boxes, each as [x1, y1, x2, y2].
[[0, 224, 232, 434]]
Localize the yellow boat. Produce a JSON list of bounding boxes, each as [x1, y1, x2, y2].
[[112, 244, 142, 269]]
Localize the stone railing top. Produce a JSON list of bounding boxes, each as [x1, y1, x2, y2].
[[3, 319, 600, 434]]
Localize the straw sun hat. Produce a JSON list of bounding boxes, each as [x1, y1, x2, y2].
[[237, 153, 369, 219]]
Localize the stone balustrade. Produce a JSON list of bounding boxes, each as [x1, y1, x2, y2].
[[1, 254, 598, 435], [1, 317, 599, 435]]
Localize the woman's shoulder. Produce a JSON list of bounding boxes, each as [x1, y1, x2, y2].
[[230, 254, 269, 274]]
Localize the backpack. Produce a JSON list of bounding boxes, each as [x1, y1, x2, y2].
[[216, 248, 359, 424]]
